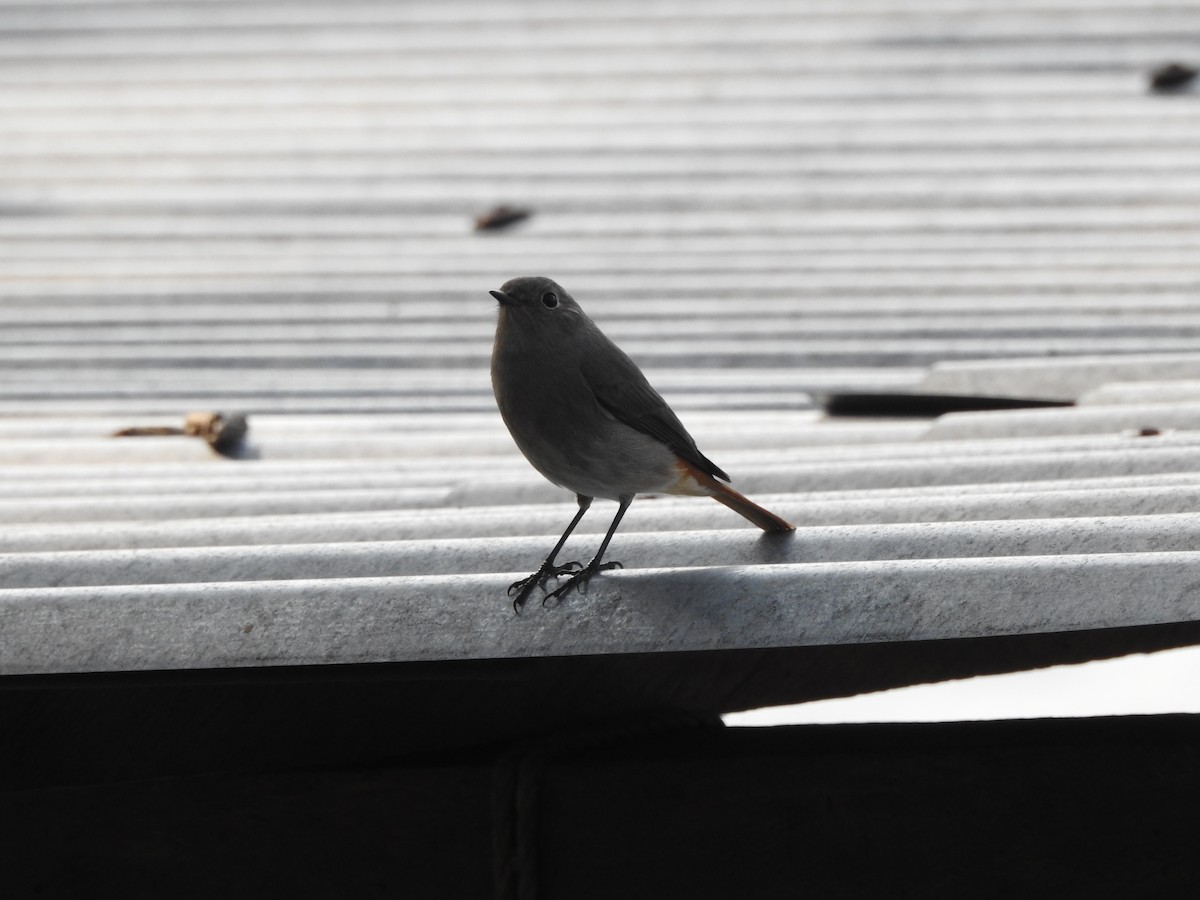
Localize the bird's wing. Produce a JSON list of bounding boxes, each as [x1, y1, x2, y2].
[[581, 338, 731, 482]]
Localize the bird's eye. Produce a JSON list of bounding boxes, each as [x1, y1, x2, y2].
[[541, 292, 559, 309]]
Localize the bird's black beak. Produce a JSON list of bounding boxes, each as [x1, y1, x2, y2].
[[490, 290, 514, 306]]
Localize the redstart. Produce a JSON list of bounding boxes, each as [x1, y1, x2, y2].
[[490, 276, 794, 610]]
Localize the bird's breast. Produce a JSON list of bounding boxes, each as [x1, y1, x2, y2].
[[491, 345, 679, 500]]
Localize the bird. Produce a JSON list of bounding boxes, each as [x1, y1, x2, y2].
[[490, 276, 795, 611]]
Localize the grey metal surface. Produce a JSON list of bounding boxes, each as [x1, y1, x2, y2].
[[5, 515, 1200, 590], [5, 552, 1200, 676], [3, 0, 1200, 679]]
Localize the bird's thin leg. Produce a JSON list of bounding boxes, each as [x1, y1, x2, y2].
[[508, 494, 592, 611], [547, 495, 633, 602]]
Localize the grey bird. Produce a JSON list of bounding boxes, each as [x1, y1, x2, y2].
[[490, 276, 794, 611]]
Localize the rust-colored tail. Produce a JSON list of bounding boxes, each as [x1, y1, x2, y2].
[[710, 481, 795, 532], [676, 460, 794, 532]]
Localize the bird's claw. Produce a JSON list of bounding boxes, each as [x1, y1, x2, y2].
[[508, 560, 585, 611], [545, 559, 623, 603], [506, 561, 583, 596]]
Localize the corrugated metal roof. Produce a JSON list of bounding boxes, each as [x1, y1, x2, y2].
[[3, 1, 1200, 688]]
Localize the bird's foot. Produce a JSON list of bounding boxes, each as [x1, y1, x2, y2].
[[544, 559, 624, 604], [508, 560, 584, 612]]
